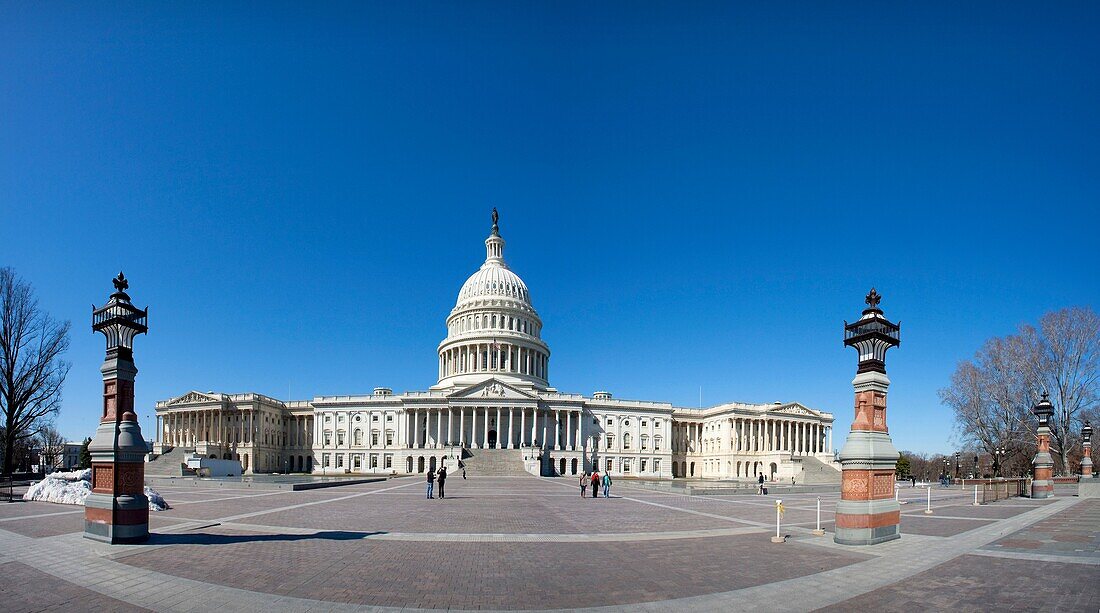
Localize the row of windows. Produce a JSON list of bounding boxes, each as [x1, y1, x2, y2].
[[603, 434, 663, 451], [321, 453, 394, 470], [605, 418, 662, 429], [324, 412, 396, 424], [449, 313, 540, 338], [602, 457, 661, 474], [323, 429, 395, 447]]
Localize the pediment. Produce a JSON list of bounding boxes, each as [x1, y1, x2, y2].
[[449, 379, 537, 401], [771, 403, 817, 417], [165, 390, 224, 406]]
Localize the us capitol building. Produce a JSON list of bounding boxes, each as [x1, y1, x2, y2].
[[151, 211, 838, 482]]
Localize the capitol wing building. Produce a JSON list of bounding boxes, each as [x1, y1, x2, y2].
[[151, 213, 838, 482]]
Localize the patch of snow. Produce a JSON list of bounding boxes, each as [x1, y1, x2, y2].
[[23, 468, 170, 510]]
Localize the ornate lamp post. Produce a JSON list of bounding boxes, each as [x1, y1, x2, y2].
[[942, 458, 948, 480], [954, 451, 960, 480], [1031, 393, 1055, 499], [995, 446, 1005, 478], [835, 288, 902, 546], [85, 273, 150, 543], [1081, 421, 1093, 479], [973, 454, 979, 478]]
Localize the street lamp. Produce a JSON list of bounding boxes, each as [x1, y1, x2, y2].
[[954, 451, 960, 479]]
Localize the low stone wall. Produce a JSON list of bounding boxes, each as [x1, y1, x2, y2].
[[1079, 480, 1100, 499]]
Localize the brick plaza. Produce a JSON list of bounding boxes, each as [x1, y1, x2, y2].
[[0, 477, 1097, 611]]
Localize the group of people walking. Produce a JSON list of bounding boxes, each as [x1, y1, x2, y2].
[[579, 471, 613, 498]]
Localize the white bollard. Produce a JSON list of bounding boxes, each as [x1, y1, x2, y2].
[[813, 496, 825, 536], [973, 484, 980, 506], [771, 499, 785, 543], [924, 486, 933, 514]]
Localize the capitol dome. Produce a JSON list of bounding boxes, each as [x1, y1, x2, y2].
[[456, 263, 531, 307], [432, 210, 551, 391]]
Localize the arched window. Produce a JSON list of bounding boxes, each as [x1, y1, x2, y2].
[[654, 436, 663, 451], [353, 429, 363, 446], [623, 433, 632, 450]]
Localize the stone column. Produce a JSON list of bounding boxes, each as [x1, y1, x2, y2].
[[1031, 394, 1055, 499], [531, 409, 537, 447], [436, 409, 443, 449], [1082, 422, 1093, 479], [85, 277, 149, 544], [496, 407, 502, 448], [835, 370, 900, 545]]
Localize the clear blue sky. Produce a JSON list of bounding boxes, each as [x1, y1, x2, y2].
[[2, 3, 1097, 454]]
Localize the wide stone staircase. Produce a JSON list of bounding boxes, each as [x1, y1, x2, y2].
[[459, 448, 531, 477], [145, 447, 191, 478], [800, 456, 842, 485]]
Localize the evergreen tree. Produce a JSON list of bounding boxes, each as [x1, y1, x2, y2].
[[78, 437, 91, 469]]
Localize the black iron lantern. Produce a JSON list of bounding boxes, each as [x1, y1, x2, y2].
[[1032, 392, 1054, 426]]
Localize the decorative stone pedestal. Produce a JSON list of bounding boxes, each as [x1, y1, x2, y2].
[[84, 273, 150, 544], [1030, 394, 1055, 500], [1082, 421, 1093, 480], [834, 289, 902, 546]]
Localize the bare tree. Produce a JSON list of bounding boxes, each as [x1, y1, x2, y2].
[[1026, 307, 1100, 475], [0, 267, 71, 475], [38, 423, 66, 471], [941, 307, 1100, 477], [940, 335, 1036, 469]]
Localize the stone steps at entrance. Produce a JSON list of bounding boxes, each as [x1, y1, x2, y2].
[[801, 455, 842, 485], [145, 446, 191, 478], [460, 448, 530, 477]]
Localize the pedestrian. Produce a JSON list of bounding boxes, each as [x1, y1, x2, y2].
[[590, 471, 600, 498], [758, 473, 765, 495], [580, 472, 588, 498], [459, 459, 467, 479], [437, 465, 447, 499], [602, 471, 612, 498], [911, 476, 916, 487], [426, 470, 435, 499]]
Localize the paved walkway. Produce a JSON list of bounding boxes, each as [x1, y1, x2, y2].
[[0, 478, 1096, 611]]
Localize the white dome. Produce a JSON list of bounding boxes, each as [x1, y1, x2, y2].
[[433, 210, 551, 392], [457, 264, 531, 306]]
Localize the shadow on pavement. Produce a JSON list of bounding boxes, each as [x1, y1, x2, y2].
[[149, 530, 386, 545]]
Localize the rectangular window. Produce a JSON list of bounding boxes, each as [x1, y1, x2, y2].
[[371, 432, 379, 446], [337, 431, 345, 446], [324, 431, 332, 446], [370, 455, 378, 468], [336, 454, 344, 468], [641, 459, 647, 472], [642, 421, 647, 427], [353, 455, 362, 469], [641, 438, 648, 450], [372, 414, 379, 422], [623, 459, 631, 473], [323, 453, 330, 468], [384, 455, 392, 469], [654, 459, 661, 472], [606, 459, 613, 472], [385, 431, 394, 445], [386, 414, 393, 422], [607, 418, 612, 425]]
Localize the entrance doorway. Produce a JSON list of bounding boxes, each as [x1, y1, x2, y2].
[[488, 429, 497, 449]]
